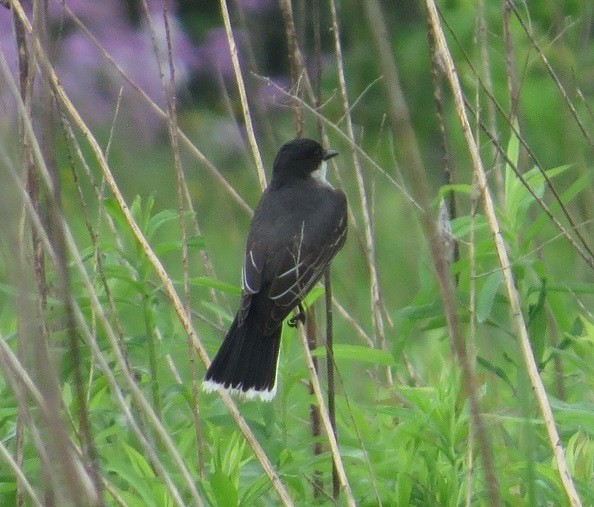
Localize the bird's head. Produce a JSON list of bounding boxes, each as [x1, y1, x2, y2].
[[271, 138, 339, 185]]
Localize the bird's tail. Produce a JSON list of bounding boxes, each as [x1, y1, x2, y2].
[[202, 315, 282, 402]]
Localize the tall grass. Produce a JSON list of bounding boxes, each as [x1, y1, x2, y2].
[[1, 0, 594, 505]]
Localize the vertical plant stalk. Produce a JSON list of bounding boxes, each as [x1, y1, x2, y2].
[[62, 5, 253, 215], [324, 270, 339, 499], [12, 6, 38, 505], [9, 5, 102, 504], [0, 328, 62, 505], [425, 1, 582, 504], [316, 0, 336, 498], [328, 0, 389, 378], [363, 1, 501, 504], [476, 0, 504, 201], [500, 0, 520, 119], [7, 6, 292, 501], [506, 1, 594, 151], [279, 0, 304, 137], [426, 19, 458, 275], [143, 294, 162, 419], [504, 1, 594, 263], [465, 187, 479, 507], [231, 0, 277, 150], [304, 308, 323, 498], [162, 0, 205, 475], [298, 328, 356, 507], [219, 0, 266, 189], [0, 436, 42, 506], [59, 112, 135, 379], [2, 52, 203, 505]]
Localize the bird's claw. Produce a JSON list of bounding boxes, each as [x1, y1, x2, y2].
[[288, 304, 306, 327]]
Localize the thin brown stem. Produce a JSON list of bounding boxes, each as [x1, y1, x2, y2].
[[425, 1, 581, 504]]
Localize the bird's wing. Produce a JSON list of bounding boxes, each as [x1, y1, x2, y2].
[[265, 215, 347, 330], [238, 239, 265, 326]]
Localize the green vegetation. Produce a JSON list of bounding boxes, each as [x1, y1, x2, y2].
[[1, 0, 594, 505]]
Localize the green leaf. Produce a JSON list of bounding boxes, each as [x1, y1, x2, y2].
[[145, 209, 178, 240], [201, 301, 234, 323], [154, 236, 206, 256], [549, 399, 594, 437], [240, 473, 271, 505], [528, 280, 547, 365], [396, 471, 412, 505], [436, 184, 473, 199], [476, 356, 515, 392], [210, 470, 238, 507], [394, 300, 443, 322], [450, 214, 489, 239], [124, 444, 155, 479], [130, 195, 143, 223], [103, 197, 129, 233], [187, 235, 206, 249], [476, 271, 502, 323], [504, 119, 521, 214], [311, 344, 393, 365], [103, 460, 156, 507], [188, 277, 241, 295], [302, 285, 325, 307]]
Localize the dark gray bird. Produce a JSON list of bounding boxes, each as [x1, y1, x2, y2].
[[203, 138, 347, 401]]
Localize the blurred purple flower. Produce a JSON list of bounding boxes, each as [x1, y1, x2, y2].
[[0, 10, 19, 122], [195, 27, 245, 79], [0, 0, 201, 143], [257, 75, 292, 109], [236, 0, 275, 12]]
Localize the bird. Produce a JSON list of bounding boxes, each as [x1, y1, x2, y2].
[[203, 138, 348, 401]]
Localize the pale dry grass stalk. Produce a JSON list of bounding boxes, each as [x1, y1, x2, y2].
[[162, 0, 206, 477], [440, 10, 594, 269], [279, 0, 304, 136], [0, 330, 70, 506], [8, 2, 294, 504], [476, 0, 504, 201], [2, 49, 199, 505], [363, 1, 501, 504], [506, 1, 594, 152], [425, 1, 582, 504], [5, 10, 103, 506], [143, 0, 207, 475], [0, 436, 41, 507], [257, 75, 421, 209], [12, 6, 41, 505], [298, 327, 356, 507], [218, 0, 266, 189], [329, 0, 388, 371], [277, 0, 326, 497]]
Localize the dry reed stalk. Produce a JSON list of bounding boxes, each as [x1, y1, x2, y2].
[[425, 1, 582, 504]]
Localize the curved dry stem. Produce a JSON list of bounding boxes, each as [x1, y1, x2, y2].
[[255, 75, 422, 210], [8, 3, 294, 504], [1, 82, 195, 506], [328, 0, 388, 377], [438, 11, 594, 271], [425, 1, 582, 504], [298, 327, 356, 507], [218, 0, 267, 189], [0, 436, 42, 507]]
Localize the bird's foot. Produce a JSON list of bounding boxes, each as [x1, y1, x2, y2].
[[288, 304, 306, 328]]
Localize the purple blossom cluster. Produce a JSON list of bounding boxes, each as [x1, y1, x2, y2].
[[0, 0, 290, 145], [0, 0, 203, 142]]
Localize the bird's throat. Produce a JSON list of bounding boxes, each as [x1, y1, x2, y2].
[[311, 160, 333, 188]]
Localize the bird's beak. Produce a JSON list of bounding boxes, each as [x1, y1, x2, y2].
[[323, 149, 339, 161]]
